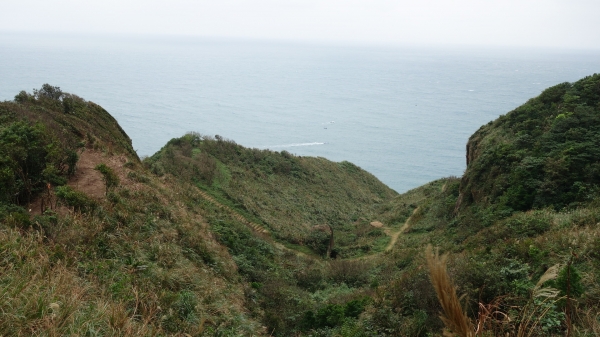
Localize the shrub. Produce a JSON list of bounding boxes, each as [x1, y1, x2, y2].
[[505, 211, 552, 238], [61, 93, 87, 115], [302, 298, 371, 330], [66, 150, 79, 176], [95, 163, 119, 193], [328, 260, 372, 287], [34, 83, 63, 100], [306, 230, 330, 256], [555, 263, 583, 299], [0, 119, 78, 204], [0, 203, 30, 228], [55, 186, 97, 212], [127, 171, 150, 183], [14, 90, 33, 103]]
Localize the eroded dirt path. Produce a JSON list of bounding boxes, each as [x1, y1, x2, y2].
[[29, 149, 131, 215], [68, 149, 109, 199], [347, 207, 420, 261], [383, 207, 419, 252]]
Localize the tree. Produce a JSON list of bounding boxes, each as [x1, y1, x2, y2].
[[34, 83, 63, 100]]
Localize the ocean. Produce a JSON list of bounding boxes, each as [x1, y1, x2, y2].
[[1, 33, 599, 193]]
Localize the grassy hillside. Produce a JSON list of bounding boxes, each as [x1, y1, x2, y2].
[[145, 134, 398, 258], [0, 85, 393, 336], [360, 75, 600, 336], [0, 86, 266, 335], [2, 77, 600, 336], [0, 84, 136, 207]]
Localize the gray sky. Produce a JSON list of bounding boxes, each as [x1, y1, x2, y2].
[[2, 0, 599, 49]]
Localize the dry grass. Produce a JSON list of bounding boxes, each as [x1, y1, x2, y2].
[[0, 152, 267, 335], [425, 245, 475, 337], [575, 309, 600, 336], [0, 228, 154, 336], [426, 244, 566, 337]]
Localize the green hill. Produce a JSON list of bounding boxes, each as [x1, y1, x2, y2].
[[363, 74, 600, 336], [459, 74, 600, 212], [1, 77, 600, 336], [145, 133, 397, 258]]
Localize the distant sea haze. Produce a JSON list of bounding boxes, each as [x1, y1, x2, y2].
[[1, 34, 599, 193]]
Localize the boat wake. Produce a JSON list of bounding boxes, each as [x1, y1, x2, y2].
[[267, 142, 326, 148]]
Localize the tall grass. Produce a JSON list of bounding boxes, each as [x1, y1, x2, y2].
[[425, 245, 474, 337], [426, 245, 563, 337]]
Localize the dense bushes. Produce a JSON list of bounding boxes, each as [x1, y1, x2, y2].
[[0, 120, 76, 204], [302, 297, 370, 330], [9, 84, 137, 157], [0, 83, 143, 206], [55, 186, 97, 212], [95, 163, 120, 193], [459, 74, 600, 212]]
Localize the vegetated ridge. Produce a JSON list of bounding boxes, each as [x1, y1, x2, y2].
[[145, 133, 398, 258], [1, 75, 600, 336]]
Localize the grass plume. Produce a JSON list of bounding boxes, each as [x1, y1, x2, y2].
[[425, 244, 474, 337]]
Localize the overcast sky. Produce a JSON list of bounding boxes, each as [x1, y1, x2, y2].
[[1, 0, 599, 49]]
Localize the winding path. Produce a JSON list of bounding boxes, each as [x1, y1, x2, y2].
[[383, 207, 419, 252]]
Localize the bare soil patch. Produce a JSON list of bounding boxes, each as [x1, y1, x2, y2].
[[370, 221, 384, 228], [28, 149, 135, 216]]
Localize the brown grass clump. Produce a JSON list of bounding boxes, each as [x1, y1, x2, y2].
[[425, 245, 475, 337], [426, 244, 566, 337]]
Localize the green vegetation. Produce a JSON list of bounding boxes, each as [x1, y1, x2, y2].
[[55, 185, 97, 212], [459, 74, 600, 212], [0, 84, 135, 208], [0, 120, 71, 204], [145, 132, 398, 258], [2, 76, 600, 336], [95, 163, 120, 193], [359, 74, 600, 336]]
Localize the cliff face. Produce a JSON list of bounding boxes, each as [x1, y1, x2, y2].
[[457, 74, 600, 212]]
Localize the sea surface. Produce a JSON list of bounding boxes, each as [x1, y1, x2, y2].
[[1, 33, 599, 193]]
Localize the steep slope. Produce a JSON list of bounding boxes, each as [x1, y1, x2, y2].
[[145, 133, 398, 258], [1, 84, 136, 207], [458, 74, 600, 212], [0, 85, 266, 335], [0, 85, 386, 337], [361, 75, 600, 336]]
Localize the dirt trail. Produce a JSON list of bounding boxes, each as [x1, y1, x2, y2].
[[383, 207, 419, 252], [68, 149, 110, 199], [349, 207, 419, 261], [29, 149, 132, 216]]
